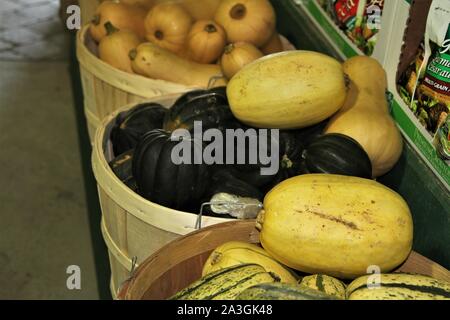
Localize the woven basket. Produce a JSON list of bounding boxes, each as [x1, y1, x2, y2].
[[92, 94, 234, 297], [117, 220, 450, 300], [76, 25, 196, 142]]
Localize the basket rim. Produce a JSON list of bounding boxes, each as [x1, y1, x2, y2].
[[76, 25, 199, 97], [91, 96, 233, 236], [119, 220, 258, 300], [117, 220, 450, 300]]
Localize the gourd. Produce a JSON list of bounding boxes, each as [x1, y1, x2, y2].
[[269, 131, 306, 187], [132, 129, 210, 211], [163, 87, 237, 132], [346, 274, 450, 300], [215, 0, 276, 47], [98, 22, 141, 73], [300, 133, 372, 179], [236, 283, 339, 300], [203, 241, 298, 283], [186, 21, 227, 64], [325, 56, 403, 177], [227, 51, 347, 129], [144, 3, 193, 55], [220, 42, 263, 79], [299, 274, 347, 299], [110, 102, 167, 156], [171, 264, 278, 300], [257, 174, 414, 279], [216, 130, 306, 191], [129, 43, 227, 87], [261, 32, 283, 55], [90, 1, 147, 42]]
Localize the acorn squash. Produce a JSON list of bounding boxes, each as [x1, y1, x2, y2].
[[163, 87, 237, 132], [301, 133, 372, 179], [132, 129, 210, 211], [110, 102, 167, 156]]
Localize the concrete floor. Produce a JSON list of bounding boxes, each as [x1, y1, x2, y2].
[[0, 1, 99, 300]]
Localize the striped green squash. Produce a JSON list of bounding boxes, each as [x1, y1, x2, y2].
[[346, 274, 450, 300], [236, 283, 340, 300], [300, 274, 347, 299], [170, 264, 278, 300]]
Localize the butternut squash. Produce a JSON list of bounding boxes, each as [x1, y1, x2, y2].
[[325, 56, 403, 177], [261, 32, 283, 55], [186, 20, 227, 64], [130, 43, 227, 87], [220, 42, 263, 79], [215, 0, 276, 47], [99, 22, 141, 73], [144, 3, 193, 55], [90, 1, 147, 42]]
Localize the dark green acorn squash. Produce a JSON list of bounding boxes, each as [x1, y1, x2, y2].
[[163, 87, 238, 132], [301, 133, 372, 178], [109, 149, 138, 192], [132, 129, 210, 211], [111, 102, 167, 156], [207, 169, 264, 201], [295, 120, 329, 147], [224, 130, 305, 191]]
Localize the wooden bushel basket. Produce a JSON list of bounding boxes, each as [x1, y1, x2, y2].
[[117, 220, 450, 300], [76, 25, 196, 142], [92, 94, 233, 298]]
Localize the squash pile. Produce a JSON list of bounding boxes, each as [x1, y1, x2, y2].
[[89, 0, 292, 86], [170, 239, 450, 300], [108, 54, 405, 216]]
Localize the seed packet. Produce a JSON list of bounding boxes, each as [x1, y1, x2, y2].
[[397, 0, 450, 136], [318, 0, 384, 55]]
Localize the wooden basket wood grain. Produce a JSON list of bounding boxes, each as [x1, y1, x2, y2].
[[117, 220, 450, 300], [76, 25, 196, 142], [92, 94, 233, 298]]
